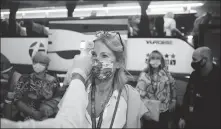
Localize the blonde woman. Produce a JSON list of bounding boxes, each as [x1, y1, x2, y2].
[[136, 50, 176, 129], [1, 31, 157, 128]]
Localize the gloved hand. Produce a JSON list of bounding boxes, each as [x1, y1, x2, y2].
[[71, 54, 93, 80]]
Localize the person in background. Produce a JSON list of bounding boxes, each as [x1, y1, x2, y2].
[[0, 53, 14, 118], [178, 47, 220, 128], [4, 52, 59, 121], [136, 50, 176, 129], [192, 12, 212, 48], [1, 31, 159, 128], [128, 15, 140, 37], [1, 20, 9, 36], [16, 21, 27, 36], [128, 1, 151, 37], [0, 53, 13, 85], [164, 12, 183, 37], [8, 2, 19, 37], [24, 21, 49, 37]]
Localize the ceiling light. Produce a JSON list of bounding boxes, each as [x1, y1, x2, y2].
[[0, 2, 204, 15], [149, 3, 203, 8]]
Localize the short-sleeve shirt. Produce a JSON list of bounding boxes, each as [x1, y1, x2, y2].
[[136, 69, 176, 112], [164, 17, 176, 36], [14, 73, 59, 120]]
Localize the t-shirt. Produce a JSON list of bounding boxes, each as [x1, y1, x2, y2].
[[164, 17, 176, 36]]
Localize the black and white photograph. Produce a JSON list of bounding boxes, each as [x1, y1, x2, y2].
[[0, 0, 220, 128]]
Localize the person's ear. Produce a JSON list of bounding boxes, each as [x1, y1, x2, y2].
[[201, 58, 207, 65]]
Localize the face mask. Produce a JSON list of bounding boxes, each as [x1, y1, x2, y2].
[[92, 60, 114, 80], [33, 63, 46, 73], [191, 59, 206, 71], [150, 59, 161, 68]]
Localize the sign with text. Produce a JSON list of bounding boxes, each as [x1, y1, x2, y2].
[[126, 38, 194, 74]]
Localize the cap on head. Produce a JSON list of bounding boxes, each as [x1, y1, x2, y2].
[[32, 52, 50, 65]]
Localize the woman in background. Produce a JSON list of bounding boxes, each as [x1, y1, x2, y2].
[[4, 52, 59, 121], [136, 50, 176, 129]]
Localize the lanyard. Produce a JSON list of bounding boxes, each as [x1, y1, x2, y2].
[[91, 79, 122, 129]]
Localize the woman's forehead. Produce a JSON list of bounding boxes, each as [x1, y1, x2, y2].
[[33, 61, 47, 65], [94, 40, 112, 53], [151, 52, 161, 58]]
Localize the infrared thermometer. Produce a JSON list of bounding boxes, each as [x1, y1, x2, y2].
[[80, 40, 94, 56]]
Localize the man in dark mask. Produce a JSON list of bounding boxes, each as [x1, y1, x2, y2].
[[178, 47, 220, 128]]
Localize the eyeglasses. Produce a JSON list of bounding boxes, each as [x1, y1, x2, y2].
[[95, 31, 124, 51]]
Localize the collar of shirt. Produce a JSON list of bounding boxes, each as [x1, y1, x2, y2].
[[86, 84, 119, 100], [85, 84, 119, 126]]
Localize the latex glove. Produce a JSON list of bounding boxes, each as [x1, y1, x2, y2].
[[71, 54, 93, 80], [169, 100, 176, 112], [178, 118, 186, 129]]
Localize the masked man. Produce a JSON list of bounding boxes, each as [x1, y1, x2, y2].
[[179, 47, 220, 128]]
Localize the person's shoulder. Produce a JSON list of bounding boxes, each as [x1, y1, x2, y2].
[[213, 64, 220, 76], [122, 84, 140, 102], [189, 70, 198, 81], [140, 71, 146, 76], [170, 18, 176, 24], [138, 72, 150, 82], [139, 71, 149, 78], [45, 74, 56, 82]]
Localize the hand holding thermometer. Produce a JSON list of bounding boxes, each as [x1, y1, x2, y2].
[[80, 40, 94, 56]]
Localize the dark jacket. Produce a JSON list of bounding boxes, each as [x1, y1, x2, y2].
[[181, 64, 220, 128]]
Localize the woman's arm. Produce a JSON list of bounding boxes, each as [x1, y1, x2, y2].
[[170, 19, 183, 36], [1, 78, 88, 128], [136, 81, 147, 98], [136, 72, 154, 99]]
